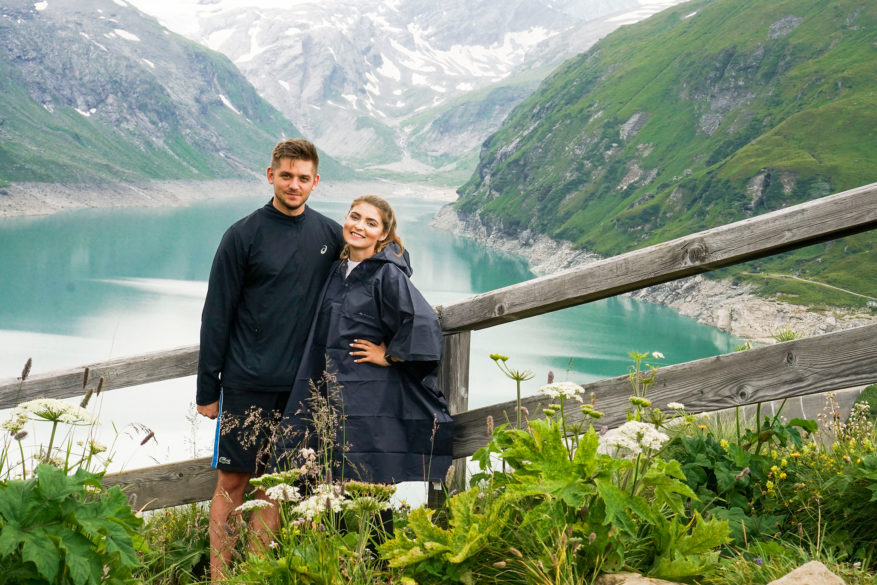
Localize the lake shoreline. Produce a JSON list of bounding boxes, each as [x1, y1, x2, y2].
[[0, 178, 458, 219], [430, 205, 875, 345]]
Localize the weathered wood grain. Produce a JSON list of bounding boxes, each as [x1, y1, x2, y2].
[[431, 331, 472, 503], [102, 456, 215, 512], [0, 345, 199, 409], [101, 324, 876, 509], [452, 323, 877, 457], [437, 182, 877, 332]]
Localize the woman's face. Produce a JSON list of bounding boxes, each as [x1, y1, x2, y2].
[[343, 202, 387, 260]]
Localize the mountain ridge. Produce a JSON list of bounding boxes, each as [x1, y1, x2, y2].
[[451, 0, 877, 310], [0, 0, 350, 187]]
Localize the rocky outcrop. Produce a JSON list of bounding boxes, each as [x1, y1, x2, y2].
[[594, 562, 848, 585], [766, 561, 846, 585], [432, 205, 875, 344]]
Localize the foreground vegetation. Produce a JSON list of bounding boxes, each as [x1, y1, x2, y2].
[[2, 356, 876, 584]]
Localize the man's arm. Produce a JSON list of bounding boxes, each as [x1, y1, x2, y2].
[[196, 226, 246, 407]]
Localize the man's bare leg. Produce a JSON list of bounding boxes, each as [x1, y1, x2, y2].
[[249, 489, 280, 552], [209, 470, 250, 582]]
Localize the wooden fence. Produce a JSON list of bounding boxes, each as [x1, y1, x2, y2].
[[2, 182, 876, 511]]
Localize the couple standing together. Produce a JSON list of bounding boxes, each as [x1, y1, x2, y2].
[[195, 139, 454, 579]]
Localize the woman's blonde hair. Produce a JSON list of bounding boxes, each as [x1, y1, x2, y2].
[[340, 195, 405, 260]]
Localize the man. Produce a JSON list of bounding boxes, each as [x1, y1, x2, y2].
[[196, 138, 343, 581]]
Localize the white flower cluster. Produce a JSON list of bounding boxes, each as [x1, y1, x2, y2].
[[9, 398, 95, 426], [265, 483, 301, 503], [294, 484, 346, 519], [234, 499, 274, 513], [666, 402, 685, 411], [538, 381, 585, 402], [597, 420, 670, 458]]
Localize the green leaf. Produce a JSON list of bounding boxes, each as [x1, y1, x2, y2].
[[35, 464, 75, 501], [594, 476, 631, 526], [0, 523, 26, 553], [22, 528, 62, 582], [61, 531, 103, 585], [788, 417, 818, 433]]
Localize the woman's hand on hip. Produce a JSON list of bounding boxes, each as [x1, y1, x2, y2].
[[350, 338, 389, 366]]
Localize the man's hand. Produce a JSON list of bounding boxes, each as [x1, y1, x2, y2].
[[349, 339, 389, 366], [197, 401, 219, 420]]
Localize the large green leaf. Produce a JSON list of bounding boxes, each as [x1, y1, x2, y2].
[[21, 528, 61, 583]]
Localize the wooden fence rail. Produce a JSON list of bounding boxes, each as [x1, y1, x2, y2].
[[1, 182, 875, 510], [99, 324, 877, 511]]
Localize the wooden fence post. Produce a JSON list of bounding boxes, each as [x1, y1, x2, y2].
[[428, 331, 470, 508]]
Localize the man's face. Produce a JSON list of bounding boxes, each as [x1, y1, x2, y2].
[[267, 158, 319, 216]]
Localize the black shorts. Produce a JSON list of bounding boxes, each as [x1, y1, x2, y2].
[[211, 388, 290, 474]]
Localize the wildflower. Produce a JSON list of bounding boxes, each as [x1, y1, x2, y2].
[[791, 452, 801, 459], [234, 499, 274, 513], [765, 480, 774, 490], [754, 557, 763, 566], [444, 464, 456, 487], [294, 484, 345, 519], [2, 410, 29, 434], [581, 404, 605, 418], [539, 381, 585, 402], [14, 398, 95, 425], [698, 424, 707, 430], [629, 396, 651, 408], [78, 439, 107, 454], [779, 472, 786, 480], [251, 469, 302, 489], [666, 402, 685, 410], [720, 439, 729, 450], [597, 420, 669, 458], [347, 496, 391, 515], [265, 483, 301, 502], [652, 351, 664, 359]]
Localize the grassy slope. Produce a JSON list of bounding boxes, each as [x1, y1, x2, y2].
[[455, 0, 877, 309]]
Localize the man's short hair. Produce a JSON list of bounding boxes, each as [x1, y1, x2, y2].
[[271, 139, 319, 173]]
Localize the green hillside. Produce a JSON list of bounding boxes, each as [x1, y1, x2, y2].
[[456, 0, 876, 310], [0, 0, 350, 186]]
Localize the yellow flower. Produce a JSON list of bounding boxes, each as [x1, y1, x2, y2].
[[781, 458, 788, 467], [720, 439, 729, 450], [698, 424, 707, 430], [791, 452, 801, 459], [779, 472, 787, 479]]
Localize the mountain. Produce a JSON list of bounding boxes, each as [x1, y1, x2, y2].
[[453, 0, 877, 309], [0, 0, 349, 186], [126, 0, 687, 182]]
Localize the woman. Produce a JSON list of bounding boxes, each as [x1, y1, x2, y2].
[[278, 195, 453, 486]]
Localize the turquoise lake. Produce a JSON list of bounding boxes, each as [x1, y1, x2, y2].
[[0, 187, 740, 469]]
